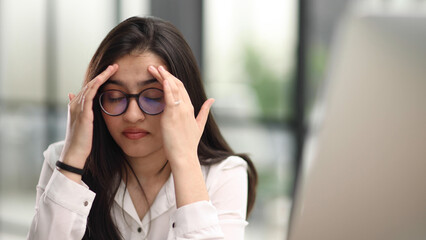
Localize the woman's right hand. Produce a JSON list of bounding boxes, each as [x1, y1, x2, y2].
[[59, 64, 118, 182]]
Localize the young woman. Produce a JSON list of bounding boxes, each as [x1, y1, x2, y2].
[[28, 16, 257, 240]]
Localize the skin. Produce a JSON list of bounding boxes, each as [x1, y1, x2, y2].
[[59, 51, 215, 220]]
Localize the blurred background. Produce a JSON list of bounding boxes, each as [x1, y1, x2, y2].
[[0, 0, 423, 239]]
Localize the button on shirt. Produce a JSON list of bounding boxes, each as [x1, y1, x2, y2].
[[27, 141, 249, 239]]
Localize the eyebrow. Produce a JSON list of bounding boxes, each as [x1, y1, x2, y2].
[[105, 78, 159, 87]]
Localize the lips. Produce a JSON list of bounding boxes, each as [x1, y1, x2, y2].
[[122, 128, 149, 140]]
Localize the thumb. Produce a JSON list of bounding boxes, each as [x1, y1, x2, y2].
[[68, 93, 76, 102], [196, 98, 215, 133]]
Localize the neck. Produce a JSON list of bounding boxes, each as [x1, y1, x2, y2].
[[124, 148, 171, 186]]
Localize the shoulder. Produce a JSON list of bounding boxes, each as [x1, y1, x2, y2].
[[213, 155, 248, 171], [201, 156, 249, 215], [43, 140, 65, 170], [202, 155, 248, 175], [202, 155, 248, 189]]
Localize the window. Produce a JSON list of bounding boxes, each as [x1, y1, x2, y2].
[[0, 1, 149, 238], [204, 0, 297, 238]]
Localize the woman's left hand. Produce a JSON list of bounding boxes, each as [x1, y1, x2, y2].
[[148, 65, 213, 207], [148, 65, 214, 167]]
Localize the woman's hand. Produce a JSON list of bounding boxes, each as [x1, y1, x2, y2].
[[148, 65, 214, 207], [59, 64, 118, 182], [147, 65, 214, 166]]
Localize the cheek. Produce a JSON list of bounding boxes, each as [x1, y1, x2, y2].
[[151, 115, 163, 132], [102, 114, 120, 136]]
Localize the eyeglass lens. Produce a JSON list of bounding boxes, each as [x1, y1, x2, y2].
[[100, 89, 165, 116]]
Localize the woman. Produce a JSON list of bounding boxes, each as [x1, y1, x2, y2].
[[28, 16, 257, 239]]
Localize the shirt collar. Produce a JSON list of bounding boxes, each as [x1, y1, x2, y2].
[[113, 173, 176, 225]]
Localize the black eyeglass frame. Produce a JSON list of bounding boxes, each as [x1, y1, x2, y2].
[[98, 88, 165, 116]]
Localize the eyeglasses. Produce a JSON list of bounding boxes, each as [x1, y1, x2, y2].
[[99, 88, 165, 116]]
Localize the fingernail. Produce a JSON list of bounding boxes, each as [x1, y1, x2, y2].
[[148, 65, 156, 71], [159, 66, 165, 71]]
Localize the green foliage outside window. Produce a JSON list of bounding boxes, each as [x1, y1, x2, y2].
[[243, 45, 293, 122]]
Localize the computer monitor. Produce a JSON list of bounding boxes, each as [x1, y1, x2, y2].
[[288, 8, 426, 240]]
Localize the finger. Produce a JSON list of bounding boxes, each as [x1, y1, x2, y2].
[[86, 64, 118, 94], [157, 65, 175, 80], [159, 68, 192, 104], [196, 98, 215, 132], [78, 85, 88, 104], [148, 65, 164, 83], [69, 86, 85, 105], [175, 79, 192, 104], [162, 79, 176, 107], [84, 64, 119, 102], [69, 93, 76, 102], [149, 65, 181, 104], [94, 64, 119, 85], [69, 64, 117, 107], [158, 66, 179, 91], [157, 66, 182, 103], [75, 64, 118, 113], [81, 95, 85, 112]]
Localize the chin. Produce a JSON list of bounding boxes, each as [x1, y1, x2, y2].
[[122, 148, 150, 158], [121, 144, 163, 159]]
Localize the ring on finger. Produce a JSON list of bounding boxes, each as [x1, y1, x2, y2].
[[174, 100, 181, 106]]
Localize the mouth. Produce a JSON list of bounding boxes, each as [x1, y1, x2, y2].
[[122, 128, 149, 140]]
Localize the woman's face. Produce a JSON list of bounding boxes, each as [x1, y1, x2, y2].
[[101, 52, 166, 160]]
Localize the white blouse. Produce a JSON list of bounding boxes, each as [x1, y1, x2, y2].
[[27, 141, 249, 240]]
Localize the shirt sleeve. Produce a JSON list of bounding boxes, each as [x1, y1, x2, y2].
[[27, 142, 96, 240], [168, 156, 249, 240]]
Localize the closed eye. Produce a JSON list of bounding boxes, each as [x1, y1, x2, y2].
[[143, 97, 163, 102], [106, 96, 126, 103]]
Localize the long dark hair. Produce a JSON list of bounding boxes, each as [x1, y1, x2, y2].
[[81, 16, 257, 239]]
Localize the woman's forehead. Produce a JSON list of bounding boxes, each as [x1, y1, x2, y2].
[[107, 53, 164, 87], [116, 52, 165, 68], [102, 78, 162, 94]]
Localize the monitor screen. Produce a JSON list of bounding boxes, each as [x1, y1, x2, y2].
[[288, 8, 426, 240]]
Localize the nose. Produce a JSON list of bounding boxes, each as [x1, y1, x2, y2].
[[122, 98, 145, 122]]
